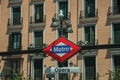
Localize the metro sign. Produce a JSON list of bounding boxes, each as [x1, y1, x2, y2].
[[44, 37, 81, 62]]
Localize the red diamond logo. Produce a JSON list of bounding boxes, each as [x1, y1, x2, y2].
[[44, 37, 81, 62]]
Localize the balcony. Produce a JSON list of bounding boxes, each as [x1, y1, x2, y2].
[[9, 0, 23, 5], [108, 38, 120, 53], [29, 15, 46, 29], [80, 9, 98, 23], [7, 17, 23, 31], [8, 45, 22, 51], [28, 44, 46, 50], [78, 39, 98, 46], [108, 38, 120, 45], [108, 6, 120, 20]]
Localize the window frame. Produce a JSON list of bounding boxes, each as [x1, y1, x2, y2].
[[111, 22, 120, 44], [82, 0, 97, 17], [56, 0, 70, 20], [82, 24, 96, 45], [32, 2, 45, 23], [82, 54, 97, 80], [10, 5, 22, 25], [32, 29, 44, 48], [9, 32, 22, 50]]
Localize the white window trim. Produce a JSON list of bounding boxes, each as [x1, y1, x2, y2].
[[82, 54, 97, 80]]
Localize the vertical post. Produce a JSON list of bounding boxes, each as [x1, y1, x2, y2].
[[60, 20, 63, 37]]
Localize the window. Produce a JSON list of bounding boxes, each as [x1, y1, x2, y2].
[[58, 28, 68, 38], [34, 31, 43, 48], [83, 56, 96, 80], [113, 55, 120, 70], [84, 25, 95, 45], [112, 55, 120, 79], [113, 0, 120, 14], [11, 61, 21, 75], [34, 3, 44, 23], [113, 24, 120, 44], [5, 60, 21, 80], [12, 6, 21, 25], [9, 32, 22, 50], [85, 0, 95, 17], [34, 59, 43, 80], [59, 1, 68, 20], [58, 61, 68, 80]]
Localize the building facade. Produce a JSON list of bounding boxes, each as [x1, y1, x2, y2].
[[0, 0, 120, 80]]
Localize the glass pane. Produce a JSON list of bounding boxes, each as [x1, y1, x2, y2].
[[113, 55, 120, 80], [58, 61, 68, 80], [59, 2, 68, 20], [85, 26, 95, 45], [35, 4, 43, 23], [114, 55, 120, 69], [114, 24, 120, 44], [10, 60, 20, 80], [113, 0, 120, 14], [13, 7, 21, 25], [85, 0, 95, 17], [34, 31, 43, 48], [34, 59, 43, 80], [11, 33, 21, 50], [85, 27, 90, 42], [85, 56, 96, 80], [59, 29, 68, 38], [90, 27, 95, 44]]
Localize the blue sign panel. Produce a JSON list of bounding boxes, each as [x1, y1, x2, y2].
[[52, 45, 70, 53]]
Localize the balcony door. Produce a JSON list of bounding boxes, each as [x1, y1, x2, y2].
[[84, 25, 95, 45], [12, 6, 21, 25], [58, 61, 68, 80], [113, 0, 120, 14], [85, 0, 95, 17], [83, 56, 96, 80], [33, 31, 43, 48], [34, 4, 44, 23], [113, 24, 120, 44], [9, 32, 22, 50], [59, 1, 68, 20]]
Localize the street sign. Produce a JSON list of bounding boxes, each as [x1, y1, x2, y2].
[[44, 37, 81, 62], [45, 67, 80, 74]]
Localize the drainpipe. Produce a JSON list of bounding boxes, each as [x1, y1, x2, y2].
[[27, 0, 30, 79], [76, 0, 79, 67]]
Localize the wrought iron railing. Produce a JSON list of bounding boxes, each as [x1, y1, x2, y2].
[[8, 45, 22, 51], [8, 17, 23, 26], [108, 6, 120, 15], [78, 39, 98, 46], [30, 15, 46, 24], [55, 12, 71, 20], [28, 43, 46, 50], [109, 38, 120, 44], [80, 9, 98, 19]]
